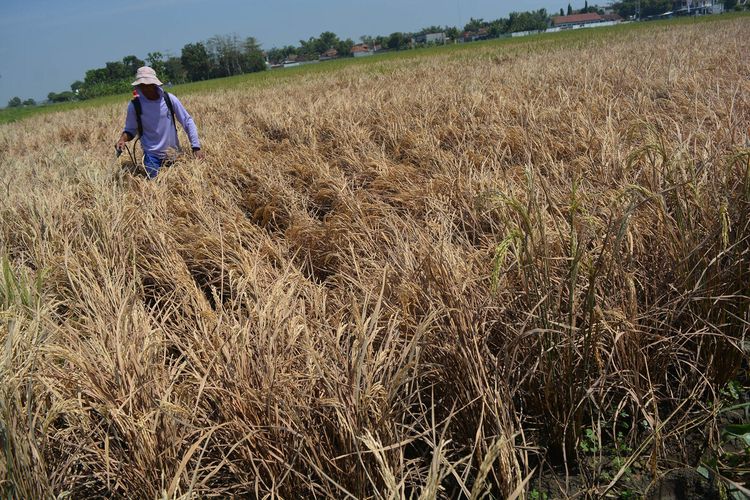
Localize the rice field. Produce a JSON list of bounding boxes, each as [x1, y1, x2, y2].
[[1, 15, 749, 499]]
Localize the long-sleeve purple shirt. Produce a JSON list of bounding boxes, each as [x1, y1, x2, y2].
[[123, 87, 201, 158]]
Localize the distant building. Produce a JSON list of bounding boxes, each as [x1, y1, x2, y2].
[[512, 30, 543, 38], [319, 48, 339, 61], [282, 54, 300, 68], [552, 12, 605, 28], [412, 32, 447, 45], [673, 0, 724, 15], [461, 27, 489, 42], [351, 44, 373, 57], [639, 1, 724, 19]]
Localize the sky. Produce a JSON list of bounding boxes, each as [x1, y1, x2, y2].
[[0, 0, 569, 106]]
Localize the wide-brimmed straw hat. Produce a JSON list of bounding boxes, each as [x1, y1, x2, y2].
[[131, 66, 163, 86]]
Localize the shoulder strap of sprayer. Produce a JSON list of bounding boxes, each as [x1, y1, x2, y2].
[[163, 92, 177, 134], [131, 92, 177, 138], [132, 97, 143, 138]]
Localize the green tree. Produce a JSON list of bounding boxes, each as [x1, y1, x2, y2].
[[181, 42, 211, 81], [121, 55, 144, 75], [445, 26, 460, 41], [282, 45, 298, 59], [243, 51, 267, 71], [508, 9, 549, 33], [104, 61, 126, 80], [488, 18, 509, 37], [418, 25, 444, 35], [297, 37, 316, 59], [207, 35, 238, 77], [567, 3, 573, 14], [266, 46, 297, 64], [266, 47, 283, 64], [581, 0, 598, 13], [163, 56, 187, 83], [560, 8, 565, 15], [83, 68, 107, 86], [7, 96, 22, 108], [77, 54, 143, 99], [244, 36, 261, 53], [336, 38, 354, 57], [316, 31, 340, 53], [22, 98, 36, 106], [463, 17, 485, 32], [386, 32, 410, 50], [242, 37, 267, 72], [203, 34, 266, 77], [47, 91, 76, 103], [146, 52, 167, 78]]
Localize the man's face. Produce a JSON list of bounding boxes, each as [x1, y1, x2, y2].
[[138, 84, 159, 100]]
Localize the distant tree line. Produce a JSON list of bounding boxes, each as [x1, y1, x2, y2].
[[180, 35, 266, 82], [264, 31, 357, 65], [9, 1, 746, 109], [5, 97, 36, 108], [31, 34, 266, 105], [265, 9, 552, 64], [559, 0, 602, 15]]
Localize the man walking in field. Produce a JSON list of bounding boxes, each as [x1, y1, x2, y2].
[[115, 66, 204, 178]]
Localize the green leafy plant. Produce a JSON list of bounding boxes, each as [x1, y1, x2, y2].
[[721, 380, 742, 403], [700, 398, 750, 499], [529, 489, 548, 500], [579, 427, 600, 454]]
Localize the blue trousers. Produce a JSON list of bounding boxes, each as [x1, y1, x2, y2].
[[143, 153, 165, 179]]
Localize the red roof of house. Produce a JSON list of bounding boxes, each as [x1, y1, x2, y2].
[[351, 44, 370, 53], [552, 13, 603, 25]]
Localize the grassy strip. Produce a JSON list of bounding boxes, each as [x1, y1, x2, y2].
[[1, 11, 747, 126]]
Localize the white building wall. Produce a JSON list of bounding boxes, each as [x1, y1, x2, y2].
[[424, 33, 446, 44]]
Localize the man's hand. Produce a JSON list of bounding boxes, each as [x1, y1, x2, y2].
[[115, 132, 130, 153], [193, 148, 205, 160]]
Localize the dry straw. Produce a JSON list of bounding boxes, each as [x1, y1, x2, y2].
[[0, 17, 749, 498]]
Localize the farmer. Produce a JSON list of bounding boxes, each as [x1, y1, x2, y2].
[[115, 66, 203, 178]]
